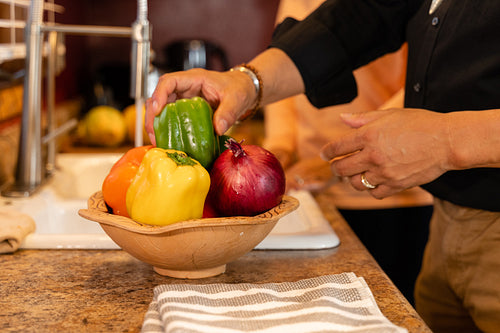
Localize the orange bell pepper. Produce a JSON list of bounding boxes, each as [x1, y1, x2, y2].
[[102, 145, 153, 217]]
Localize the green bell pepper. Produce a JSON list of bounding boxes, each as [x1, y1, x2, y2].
[[153, 97, 219, 169]]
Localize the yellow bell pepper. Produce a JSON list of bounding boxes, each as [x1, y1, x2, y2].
[[126, 147, 210, 226]]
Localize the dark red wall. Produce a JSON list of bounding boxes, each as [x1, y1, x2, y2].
[[54, 0, 280, 103]]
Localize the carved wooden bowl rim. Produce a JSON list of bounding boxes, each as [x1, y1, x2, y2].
[[78, 191, 299, 235]]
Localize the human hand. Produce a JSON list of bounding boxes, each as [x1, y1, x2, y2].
[[145, 68, 258, 145], [285, 157, 339, 194], [269, 148, 295, 170], [320, 109, 454, 198]]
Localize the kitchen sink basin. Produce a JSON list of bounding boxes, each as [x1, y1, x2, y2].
[[1, 153, 339, 250], [1, 153, 122, 249], [50, 153, 124, 200]]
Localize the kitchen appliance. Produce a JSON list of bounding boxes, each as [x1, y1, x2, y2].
[[163, 39, 229, 72]]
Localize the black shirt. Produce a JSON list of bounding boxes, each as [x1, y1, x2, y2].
[[270, 0, 500, 212]]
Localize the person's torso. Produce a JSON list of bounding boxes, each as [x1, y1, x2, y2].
[[405, 0, 500, 211]]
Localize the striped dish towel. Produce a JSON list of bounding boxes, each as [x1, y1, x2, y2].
[[141, 273, 407, 333]]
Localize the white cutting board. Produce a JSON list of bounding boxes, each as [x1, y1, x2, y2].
[[255, 190, 340, 250]]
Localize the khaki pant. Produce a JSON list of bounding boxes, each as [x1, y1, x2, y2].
[[415, 199, 500, 333]]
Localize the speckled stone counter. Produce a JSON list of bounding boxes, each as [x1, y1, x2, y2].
[[0, 192, 432, 332]]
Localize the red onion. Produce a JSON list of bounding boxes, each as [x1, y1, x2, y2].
[[207, 139, 286, 217]]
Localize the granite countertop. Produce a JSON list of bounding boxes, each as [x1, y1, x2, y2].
[[0, 191, 432, 332]]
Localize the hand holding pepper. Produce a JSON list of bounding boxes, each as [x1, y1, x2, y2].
[[153, 97, 219, 169], [145, 48, 305, 140]]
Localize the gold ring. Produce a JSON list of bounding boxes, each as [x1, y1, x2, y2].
[[361, 173, 377, 189]]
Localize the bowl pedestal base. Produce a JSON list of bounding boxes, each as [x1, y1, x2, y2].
[[153, 265, 226, 279]]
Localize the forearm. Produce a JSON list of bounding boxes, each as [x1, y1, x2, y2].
[[262, 97, 299, 169], [263, 98, 298, 151], [448, 109, 500, 169], [247, 48, 305, 107]]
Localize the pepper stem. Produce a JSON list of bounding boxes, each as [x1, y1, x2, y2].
[[225, 138, 246, 158], [166, 151, 197, 166]]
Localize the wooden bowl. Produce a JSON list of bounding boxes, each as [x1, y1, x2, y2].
[[78, 191, 299, 279]]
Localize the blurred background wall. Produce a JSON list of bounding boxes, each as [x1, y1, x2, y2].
[[53, 0, 280, 107]]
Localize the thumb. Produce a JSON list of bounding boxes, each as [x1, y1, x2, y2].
[[340, 110, 387, 128], [213, 95, 252, 136], [213, 98, 240, 136]]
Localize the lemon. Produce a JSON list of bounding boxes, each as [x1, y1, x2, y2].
[[83, 105, 127, 147], [123, 104, 151, 144]]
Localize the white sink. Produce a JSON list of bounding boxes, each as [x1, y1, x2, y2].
[[1, 153, 122, 249], [50, 153, 124, 200], [0, 153, 339, 250]]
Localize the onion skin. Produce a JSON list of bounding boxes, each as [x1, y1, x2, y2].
[[202, 199, 219, 218], [208, 139, 286, 217]]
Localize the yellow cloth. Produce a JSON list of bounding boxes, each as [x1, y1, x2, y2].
[[0, 210, 36, 253]]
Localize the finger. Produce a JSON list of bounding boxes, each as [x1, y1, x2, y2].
[[148, 132, 156, 147], [302, 181, 328, 193], [329, 151, 369, 177], [349, 173, 367, 191], [286, 179, 300, 192], [149, 74, 175, 114], [320, 133, 364, 162], [147, 71, 203, 141], [350, 172, 383, 193], [144, 98, 157, 145], [146, 77, 179, 138], [368, 184, 398, 199], [150, 71, 199, 110], [212, 108, 231, 136], [352, 174, 407, 199], [213, 96, 245, 135]]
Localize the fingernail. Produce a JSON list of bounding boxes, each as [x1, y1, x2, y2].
[[152, 100, 159, 110], [149, 133, 156, 146]]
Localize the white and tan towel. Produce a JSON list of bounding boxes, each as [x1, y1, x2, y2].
[[0, 210, 36, 253], [141, 273, 407, 333]]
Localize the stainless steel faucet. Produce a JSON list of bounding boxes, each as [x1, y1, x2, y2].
[[1, 0, 151, 198]]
